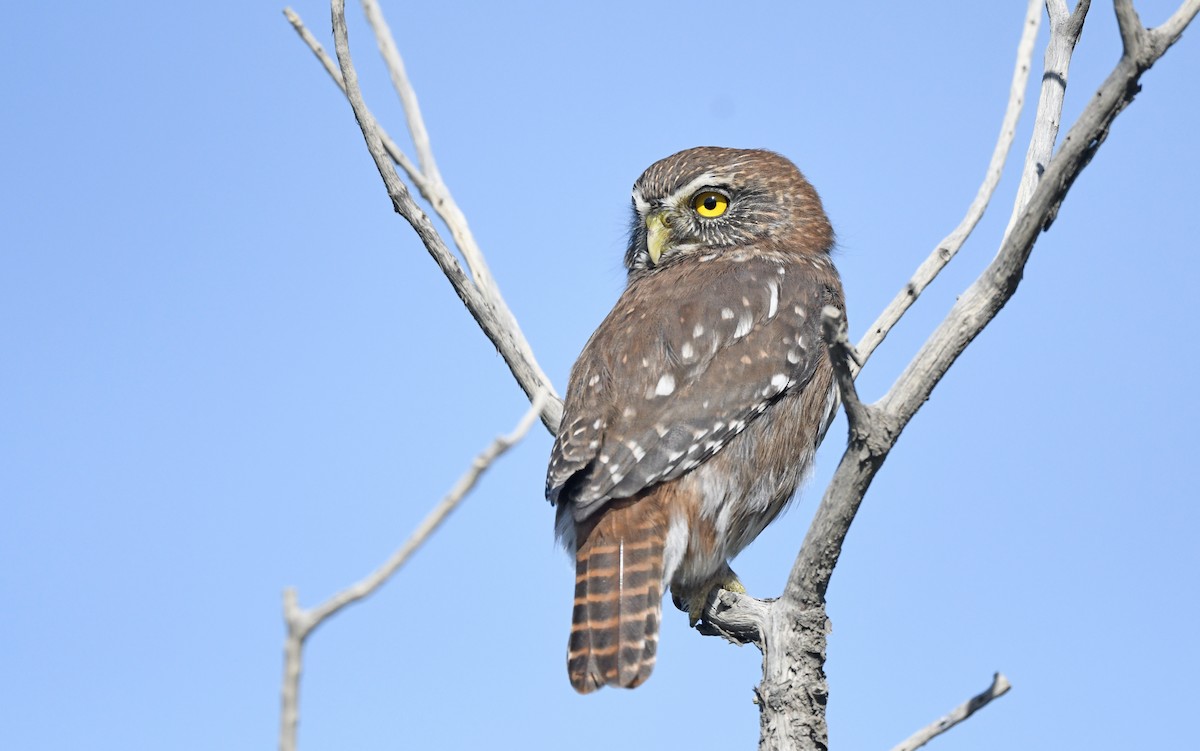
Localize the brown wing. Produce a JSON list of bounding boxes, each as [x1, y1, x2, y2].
[[546, 254, 837, 520]]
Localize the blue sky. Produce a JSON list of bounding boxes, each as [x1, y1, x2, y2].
[[3, 2, 1197, 749]]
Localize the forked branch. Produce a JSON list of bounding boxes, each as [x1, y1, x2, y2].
[[278, 395, 545, 751], [285, 4, 563, 430]]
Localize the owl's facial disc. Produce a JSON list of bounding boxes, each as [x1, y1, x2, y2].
[[645, 210, 671, 266]]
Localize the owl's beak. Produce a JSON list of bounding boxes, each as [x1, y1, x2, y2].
[[646, 211, 671, 266]]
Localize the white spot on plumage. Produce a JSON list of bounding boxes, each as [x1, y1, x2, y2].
[[787, 349, 802, 364], [654, 424, 669, 437], [721, 308, 734, 320], [734, 313, 754, 338], [681, 342, 695, 360], [742, 296, 751, 307], [588, 374, 600, 387], [654, 373, 676, 396], [767, 280, 779, 318], [593, 419, 603, 429], [623, 406, 637, 418], [771, 373, 789, 390], [693, 323, 705, 338], [599, 454, 610, 464], [625, 441, 646, 461]]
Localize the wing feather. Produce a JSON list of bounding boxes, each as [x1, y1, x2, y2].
[[547, 255, 837, 520]]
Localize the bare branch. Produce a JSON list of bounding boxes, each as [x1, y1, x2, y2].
[[279, 588, 303, 751], [277, 394, 546, 751], [726, 4, 1197, 746], [1004, 0, 1090, 234], [853, 0, 1043, 373], [880, 3, 1192, 425], [326, 0, 562, 430], [888, 673, 1012, 751], [311, 390, 546, 625]]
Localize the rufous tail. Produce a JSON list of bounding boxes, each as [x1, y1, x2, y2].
[[567, 496, 667, 693]]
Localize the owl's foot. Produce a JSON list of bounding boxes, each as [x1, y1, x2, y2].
[[671, 565, 746, 627]]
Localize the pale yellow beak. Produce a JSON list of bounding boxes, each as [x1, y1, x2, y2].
[[646, 211, 671, 266]]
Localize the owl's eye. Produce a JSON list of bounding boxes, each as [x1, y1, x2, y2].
[[691, 191, 729, 218]]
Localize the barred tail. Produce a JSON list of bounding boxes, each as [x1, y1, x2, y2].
[[567, 496, 667, 693]]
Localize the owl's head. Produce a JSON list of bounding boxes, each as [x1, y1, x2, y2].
[[624, 147, 833, 278]]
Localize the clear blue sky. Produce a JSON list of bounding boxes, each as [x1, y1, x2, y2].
[[3, 2, 1197, 749]]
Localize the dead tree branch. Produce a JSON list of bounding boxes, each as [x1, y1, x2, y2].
[[888, 673, 1013, 751], [700, 2, 1197, 748], [285, 5, 563, 430], [277, 395, 545, 751]]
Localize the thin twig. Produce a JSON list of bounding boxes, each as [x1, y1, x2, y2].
[[282, 7, 428, 198], [358, 0, 501, 299], [324, 0, 562, 430], [359, 0, 442, 185], [888, 673, 1012, 751], [853, 0, 1042, 374], [309, 391, 547, 626], [277, 394, 546, 751], [821, 306, 870, 436]]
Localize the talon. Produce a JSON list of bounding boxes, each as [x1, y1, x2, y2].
[[673, 566, 746, 628]]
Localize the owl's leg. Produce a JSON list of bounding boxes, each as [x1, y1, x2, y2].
[[670, 563, 746, 627]]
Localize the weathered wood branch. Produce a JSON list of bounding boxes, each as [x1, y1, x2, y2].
[[700, 2, 1197, 748]]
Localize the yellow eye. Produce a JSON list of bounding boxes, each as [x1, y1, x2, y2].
[[692, 191, 729, 218]]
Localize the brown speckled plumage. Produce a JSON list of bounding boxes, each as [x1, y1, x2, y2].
[[547, 147, 844, 693]]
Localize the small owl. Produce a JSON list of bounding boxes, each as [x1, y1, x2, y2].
[[546, 147, 844, 693]]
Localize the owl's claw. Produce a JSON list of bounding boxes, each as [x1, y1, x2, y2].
[[672, 567, 747, 627]]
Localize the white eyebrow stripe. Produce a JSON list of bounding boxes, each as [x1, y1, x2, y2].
[[666, 172, 724, 207], [632, 187, 651, 216]]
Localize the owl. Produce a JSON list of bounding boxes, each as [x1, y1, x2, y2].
[[546, 147, 844, 693]]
